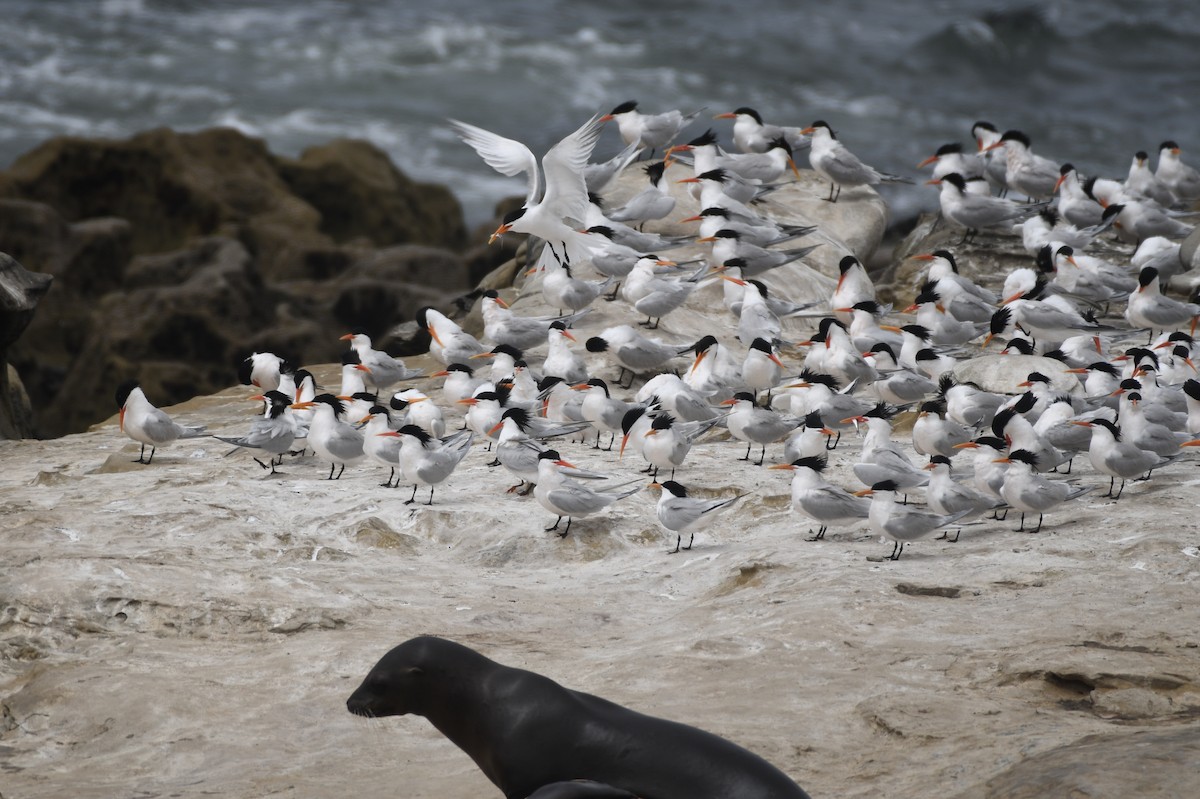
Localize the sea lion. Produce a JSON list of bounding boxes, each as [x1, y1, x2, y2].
[[345, 635, 812, 799]]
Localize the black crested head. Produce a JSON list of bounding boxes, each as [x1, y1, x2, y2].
[[660, 480, 687, 497], [937, 373, 956, 394], [870, 479, 900, 492], [870, 342, 897, 361], [792, 454, 827, 472], [1137, 266, 1159, 288], [1118, 377, 1142, 391], [733, 106, 762, 123], [501, 405, 531, 428], [817, 317, 848, 335], [342, 349, 362, 366], [537, 375, 564, 391], [609, 100, 638, 115], [722, 257, 748, 270], [481, 289, 500, 299], [920, 398, 947, 415], [1088, 361, 1117, 376], [698, 168, 729, 183], [589, 191, 604, 208], [732, 391, 757, 403], [852, 299, 882, 314], [548, 320, 568, 332], [799, 369, 839, 391], [749, 337, 774, 354], [900, 323, 932, 340], [1026, 372, 1050, 384], [1135, 150, 1149, 162], [999, 130, 1030, 147], [538, 449, 561, 461], [809, 120, 833, 136], [838, 255, 860, 274], [351, 391, 377, 403], [586, 224, 614, 238], [389, 395, 410, 411], [1160, 140, 1179, 152], [991, 407, 1016, 436], [975, 435, 1006, 450], [935, 142, 963, 156], [1006, 449, 1039, 467], [942, 172, 968, 191], [1059, 162, 1075, 176], [712, 227, 739, 238], [313, 393, 347, 417], [990, 306, 1013, 334], [698, 206, 729, 218], [1183, 378, 1200, 400], [803, 410, 825, 429], [644, 161, 666, 183], [931, 249, 958, 271], [115, 379, 139, 408], [237, 357, 254, 385], [687, 129, 718, 147], [973, 120, 997, 133], [584, 336, 608, 353], [914, 281, 940, 305], [491, 343, 524, 360], [1012, 392, 1037, 413], [747, 279, 769, 298], [1039, 207, 1060, 227], [929, 454, 952, 467], [866, 402, 897, 420], [767, 136, 792, 155], [585, 377, 610, 396], [415, 306, 433, 328], [650, 413, 677, 430], [1004, 338, 1035, 355], [500, 206, 527, 226], [398, 424, 433, 446], [445, 362, 474, 375], [367, 404, 391, 418], [294, 368, 315, 385], [1092, 418, 1121, 440], [691, 334, 719, 353], [619, 406, 646, 433]]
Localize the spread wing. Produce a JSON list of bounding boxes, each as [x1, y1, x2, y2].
[[540, 115, 605, 226], [449, 119, 540, 204]]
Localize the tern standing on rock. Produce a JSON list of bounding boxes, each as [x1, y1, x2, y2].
[[116, 380, 206, 465], [801, 120, 911, 202]]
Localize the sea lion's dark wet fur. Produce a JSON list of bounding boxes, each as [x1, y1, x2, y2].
[[346, 636, 811, 799]]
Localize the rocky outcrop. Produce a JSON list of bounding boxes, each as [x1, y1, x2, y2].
[[0, 253, 52, 439], [0, 128, 476, 438]]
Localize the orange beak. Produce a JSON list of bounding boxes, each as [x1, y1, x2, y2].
[[489, 222, 512, 244], [339, 333, 354, 341], [916, 154, 939, 168], [428, 325, 442, 346], [119, 406, 125, 431]]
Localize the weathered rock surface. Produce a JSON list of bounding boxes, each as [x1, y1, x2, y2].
[[0, 128, 475, 438], [0, 253, 52, 439]]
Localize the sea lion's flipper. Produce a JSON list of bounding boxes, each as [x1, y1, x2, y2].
[[524, 780, 638, 799]]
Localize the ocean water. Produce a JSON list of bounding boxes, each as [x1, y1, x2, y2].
[[3, 0, 1199, 227]]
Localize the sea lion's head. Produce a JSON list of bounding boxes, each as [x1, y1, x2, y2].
[[347, 636, 480, 718]]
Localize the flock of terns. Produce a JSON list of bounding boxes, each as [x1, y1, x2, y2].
[[113, 101, 1200, 559]]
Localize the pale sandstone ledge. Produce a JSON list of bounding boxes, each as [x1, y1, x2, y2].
[[2, 171, 1199, 799]]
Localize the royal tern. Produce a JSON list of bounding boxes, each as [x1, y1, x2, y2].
[[938, 374, 1006, 429], [619, 257, 707, 329], [238, 352, 286, 392], [585, 325, 690, 389], [700, 230, 820, 278], [605, 161, 676, 227], [684, 334, 743, 400], [782, 410, 836, 462], [533, 450, 642, 537], [994, 449, 1091, 532], [490, 406, 593, 495], [912, 398, 971, 458], [539, 260, 612, 315], [601, 101, 703, 157], [723, 276, 786, 346], [865, 344, 937, 406], [741, 337, 785, 399], [1073, 418, 1177, 499], [379, 426, 474, 505], [952, 436, 1010, 513], [801, 120, 911, 202], [1156, 140, 1200, 203], [115, 380, 206, 465], [682, 205, 816, 248], [418, 305, 487, 365], [358, 405, 405, 487], [542, 322, 588, 385], [480, 290, 587, 350], [715, 107, 810, 154], [769, 454, 869, 541], [1125, 150, 1176, 207], [1125, 267, 1200, 336], [930, 173, 1047, 240], [213, 390, 298, 474], [391, 388, 445, 439], [430, 363, 487, 407], [1132, 236, 1185, 281], [635, 373, 720, 423], [917, 142, 987, 183], [677, 166, 767, 206], [849, 404, 929, 493], [854, 480, 971, 560], [575, 378, 644, 450], [830, 255, 876, 323], [986, 130, 1060, 200], [922, 455, 1003, 541], [292, 394, 365, 480], [971, 120, 1009, 192], [651, 480, 747, 553], [472, 343, 526, 385], [583, 220, 692, 254], [452, 114, 603, 268], [722, 392, 804, 465], [991, 399, 1070, 472], [341, 331, 423, 392]]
